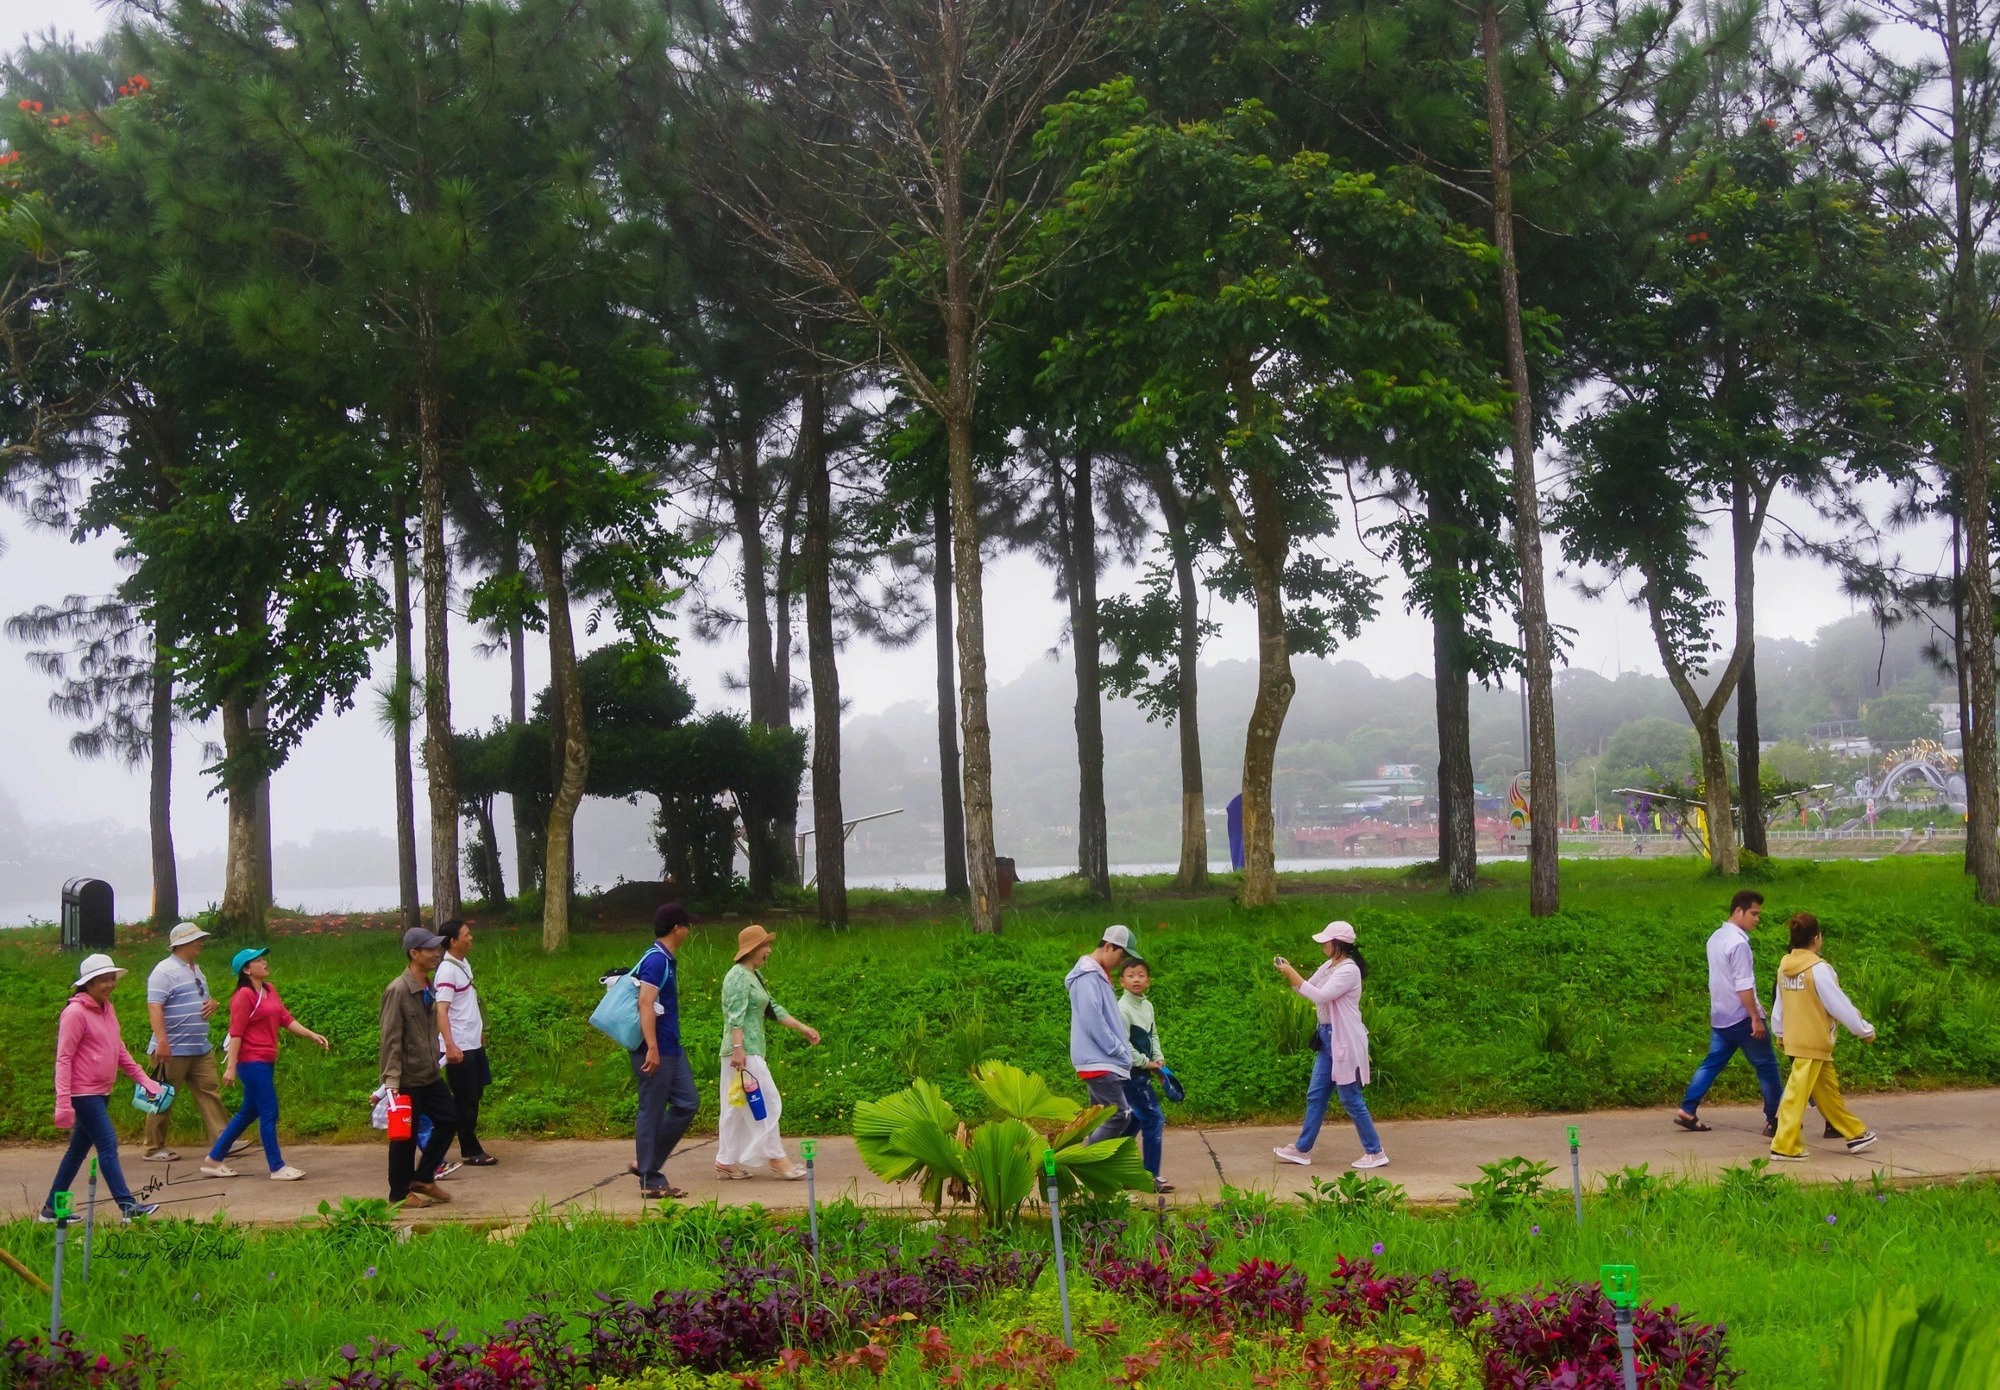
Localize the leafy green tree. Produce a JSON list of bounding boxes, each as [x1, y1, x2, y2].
[[1561, 129, 1917, 873], [682, 0, 1102, 933], [1793, 0, 2000, 901], [1037, 86, 1507, 906]]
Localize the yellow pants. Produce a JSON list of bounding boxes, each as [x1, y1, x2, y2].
[[1771, 1057, 1865, 1155]]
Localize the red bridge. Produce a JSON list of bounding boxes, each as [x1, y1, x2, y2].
[[1291, 818, 1514, 856]]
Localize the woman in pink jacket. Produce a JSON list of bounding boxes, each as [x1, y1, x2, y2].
[[44, 954, 164, 1221], [1269, 921, 1388, 1170]]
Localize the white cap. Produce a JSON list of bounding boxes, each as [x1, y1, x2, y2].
[[168, 922, 211, 948], [1313, 920, 1358, 944], [1100, 924, 1144, 964], [72, 953, 127, 989]]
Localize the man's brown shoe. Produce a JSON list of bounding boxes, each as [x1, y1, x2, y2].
[[409, 1181, 452, 1203], [401, 1191, 435, 1209]]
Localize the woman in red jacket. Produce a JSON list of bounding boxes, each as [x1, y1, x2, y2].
[[201, 947, 329, 1180], [44, 954, 164, 1222]]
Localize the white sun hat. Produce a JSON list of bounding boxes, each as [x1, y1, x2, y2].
[[1312, 921, 1358, 944], [72, 953, 127, 988]]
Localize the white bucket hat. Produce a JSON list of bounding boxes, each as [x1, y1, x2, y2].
[[168, 922, 211, 948], [73, 953, 127, 988], [1312, 920, 1358, 944]]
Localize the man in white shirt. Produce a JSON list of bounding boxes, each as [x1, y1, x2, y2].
[[433, 920, 495, 1166], [1674, 890, 1783, 1136]]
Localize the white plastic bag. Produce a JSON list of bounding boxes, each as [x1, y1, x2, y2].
[[369, 1084, 393, 1131]]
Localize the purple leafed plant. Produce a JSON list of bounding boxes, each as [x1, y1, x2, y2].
[[1, 1333, 177, 1390], [1480, 1283, 1739, 1389]]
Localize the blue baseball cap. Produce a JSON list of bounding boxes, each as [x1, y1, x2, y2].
[[230, 946, 270, 975]]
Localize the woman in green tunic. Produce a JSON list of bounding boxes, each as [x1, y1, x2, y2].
[[717, 925, 822, 1179]]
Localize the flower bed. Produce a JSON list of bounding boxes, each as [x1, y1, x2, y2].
[[1, 1217, 1738, 1390]]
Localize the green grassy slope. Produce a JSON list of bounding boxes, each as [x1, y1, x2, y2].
[[2, 856, 1997, 1146]]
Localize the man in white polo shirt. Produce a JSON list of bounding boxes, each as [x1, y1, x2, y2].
[[141, 923, 233, 1160], [1674, 890, 1783, 1136], [433, 919, 495, 1166]]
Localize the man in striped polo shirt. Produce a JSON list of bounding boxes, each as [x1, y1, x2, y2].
[[141, 922, 234, 1161]]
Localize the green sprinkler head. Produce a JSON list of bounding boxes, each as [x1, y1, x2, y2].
[[801, 1139, 816, 1162], [1600, 1264, 1638, 1310], [52, 1191, 73, 1222], [1567, 1125, 1580, 1148], [1043, 1149, 1058, 1179]]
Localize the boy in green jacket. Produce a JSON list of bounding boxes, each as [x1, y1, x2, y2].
[[1118, 960, 1172, 1193]]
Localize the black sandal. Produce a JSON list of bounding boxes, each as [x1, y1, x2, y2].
[[640, 1183, 688, 1200], [1673, 1113, 1712, 1133], [463, 1154, 499, 1166]]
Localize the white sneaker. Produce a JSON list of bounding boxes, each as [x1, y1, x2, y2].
[[1272, 1144, 1312, 1166], [269, 1165, 306, 1181], [1351, 1152, 1391, 1169], [199, 1162, 239, 1178]]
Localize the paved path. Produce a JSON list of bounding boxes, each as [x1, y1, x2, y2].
[[3, 1089, 1995, 1224]]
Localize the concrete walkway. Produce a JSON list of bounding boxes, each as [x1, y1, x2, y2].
[[3, 1089, 1995, 1224]]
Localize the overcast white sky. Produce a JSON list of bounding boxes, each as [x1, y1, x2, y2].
[[0, 0, 1942, 859]]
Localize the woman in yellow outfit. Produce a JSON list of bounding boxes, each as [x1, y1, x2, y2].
[[1768, 913, 1878, 1160]]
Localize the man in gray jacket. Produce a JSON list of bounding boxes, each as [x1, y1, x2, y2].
[[1067, 925, 1138, 1143]]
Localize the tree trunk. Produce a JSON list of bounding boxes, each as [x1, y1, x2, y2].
[[1481, 0, 1560, 916], [393, 505, 422, 930], [1963, 345, 1998, 900], [1732, 476, 1766, 857], [801, 371, 848, 928], [218, 692, 266, 935], [932, 495, 969, 897], [1431, 496, 1477, 894], [1736, 648, 1766, 855], [416, 346, 461, 925], [507, 544, 536, 897], [1953, 514, 1972, 870], [728, 436, 779, 726], [773, 494, 801, 887], [1651, 589, 1744, 875], [946, 407, 1000, 932], [249, 696, 274, 911], [534, 525, 589, 952], [1948, 18, 2000, 901], [1064, 453, 1112, 899], [1237, 564, 1293, 907], [1157, 479, 1207, 891], [148, 647, 179, 927], [1210, 437, 1293, 908]]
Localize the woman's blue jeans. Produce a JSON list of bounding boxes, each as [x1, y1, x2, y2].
[[210, 1060, 285, 1171], [47, 1094, 136, 1213], [1296, 1024, 1383, 1155]]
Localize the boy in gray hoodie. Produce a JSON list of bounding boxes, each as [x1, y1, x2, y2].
[[1067, 925, 1137, 1143]]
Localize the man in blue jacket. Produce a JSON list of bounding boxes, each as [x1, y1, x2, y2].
[[1067, 925, 1138, 1143]]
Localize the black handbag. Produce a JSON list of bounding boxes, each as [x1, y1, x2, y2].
[[1308, 1028, 1324, 1053]]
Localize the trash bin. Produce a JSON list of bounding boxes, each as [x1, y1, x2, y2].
[[995, 856, 1018, 902], [60, 878, 115, 952]]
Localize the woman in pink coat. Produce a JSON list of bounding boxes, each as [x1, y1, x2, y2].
[[44, 953, 164, 1221], [1269, 921, 1387, 1170]]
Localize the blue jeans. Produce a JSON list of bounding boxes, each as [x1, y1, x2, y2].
[[1122, 1072, 1165, 1178], [1680, 1018, 1783, 1123], [47, 1094, 136, 1214], [1297, 1025, 1383, 1155], [210, 1060, 284, 1171]]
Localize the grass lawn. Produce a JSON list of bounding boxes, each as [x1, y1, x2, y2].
[[0, 1172, 1994, 1387], [2, 856, 1998, 1147]]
